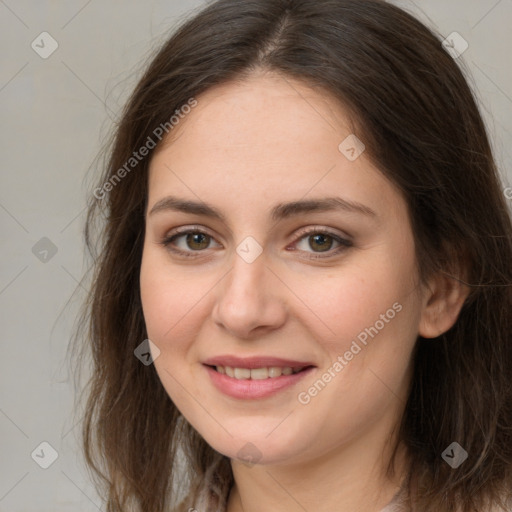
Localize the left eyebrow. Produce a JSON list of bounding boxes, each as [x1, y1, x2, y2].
[[269, 197, 377, 221], [147, 195, 377, 221]]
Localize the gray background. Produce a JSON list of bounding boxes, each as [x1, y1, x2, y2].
[[1, 1, 511, 510]]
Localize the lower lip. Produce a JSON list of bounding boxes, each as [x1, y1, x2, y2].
[[204, 365, 315, 400]]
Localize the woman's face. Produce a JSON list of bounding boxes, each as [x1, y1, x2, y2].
[[140, 71, 427, 467]]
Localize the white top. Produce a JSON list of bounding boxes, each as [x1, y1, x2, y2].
[[187, 487, 407, 511]]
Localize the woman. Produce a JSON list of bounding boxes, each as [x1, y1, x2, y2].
[[73, 0, 512, 510]]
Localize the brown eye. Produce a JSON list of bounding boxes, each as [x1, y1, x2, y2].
[[160, 228, 221, 258], [293, 228, 353, 260], [185, 232, 211, 250], [308, 233, 334, 252]]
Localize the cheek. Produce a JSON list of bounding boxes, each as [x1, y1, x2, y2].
[[292, 241, 420, 406], [295, 252, 415, 353], [140, 248, 208, 345], [140, 251, 211, 421], [139, 248, 224, 414]]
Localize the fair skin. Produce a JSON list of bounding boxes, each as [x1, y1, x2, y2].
[[139, 70, 468, 512]]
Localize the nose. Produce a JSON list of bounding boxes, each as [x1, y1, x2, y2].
[[211, 248, 288, 340]]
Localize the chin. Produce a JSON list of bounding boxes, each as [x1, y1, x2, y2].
[[195, 421, 312, 467]]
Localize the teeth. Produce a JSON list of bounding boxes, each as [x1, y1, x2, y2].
[[234, 368, 251, 379], [215, 365, 306, 379], [250, 367, 269, 380], [268, 367, 282, 378]]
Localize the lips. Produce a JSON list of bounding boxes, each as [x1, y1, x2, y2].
[[203, 355, 316, 369], [204, 365, 315, 399], [202, 355, 316, 399]]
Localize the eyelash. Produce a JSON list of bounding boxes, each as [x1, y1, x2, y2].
[[159, 225, 353, 260]]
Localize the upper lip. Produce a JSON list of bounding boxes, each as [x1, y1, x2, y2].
[[203, 355, 316, 369]]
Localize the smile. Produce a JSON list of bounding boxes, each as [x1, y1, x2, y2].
[[213, 365, 308, 379], [203, 363, 315, 399]]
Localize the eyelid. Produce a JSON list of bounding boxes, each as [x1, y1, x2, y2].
[[286, 226, 353, 259], [167, 224, 219, 240], [291, 225, 352, 244], [161, 225, 222, 257]]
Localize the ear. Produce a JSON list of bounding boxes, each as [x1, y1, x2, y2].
[[418, 270, 471, 339]]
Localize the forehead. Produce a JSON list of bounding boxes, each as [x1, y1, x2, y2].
[[155, 71, 354, 156], [147, 72, 403, 222]]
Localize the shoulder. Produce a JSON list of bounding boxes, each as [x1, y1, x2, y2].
[[173, 501, 200, 512], [172, 501, 190, 512], [487, 495, 512, 512], [173, 486, 228, 512]]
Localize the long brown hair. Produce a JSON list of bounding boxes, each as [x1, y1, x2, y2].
[[71, 0, 512, 510]]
